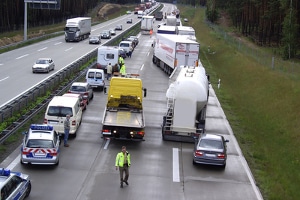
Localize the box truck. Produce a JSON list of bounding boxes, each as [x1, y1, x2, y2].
[[152, 34, 200, 75], [64, 17, 91, 42]]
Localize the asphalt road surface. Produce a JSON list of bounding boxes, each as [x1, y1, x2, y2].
[[0, 4, 263, 200]]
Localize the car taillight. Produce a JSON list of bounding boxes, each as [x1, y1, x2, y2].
[[44, 119, 48, 124], [137, 131, 144, 136], [102, 129, 110, 133], [217, 154, 225, 158], [49, 150, 57, 156], [195, 150, 203, 156], [84, 92, 89, 96], [72, 120, 76, 126]]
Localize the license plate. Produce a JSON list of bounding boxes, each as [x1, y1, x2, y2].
[[205, 153, 216, 157], [49, 121, 58, 124]]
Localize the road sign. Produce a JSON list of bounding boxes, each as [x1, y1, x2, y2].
[[24, 0, 61, 10]]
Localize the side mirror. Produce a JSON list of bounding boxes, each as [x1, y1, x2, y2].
[[22, 131, 28, 135]]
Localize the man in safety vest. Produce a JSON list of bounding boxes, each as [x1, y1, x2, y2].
[[120, 63, 126, 76], [115, 146, 131, 188], [118, 55, 124, 66]]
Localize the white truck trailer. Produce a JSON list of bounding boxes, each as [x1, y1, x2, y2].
[[152, 34, 200, 75], [141, 15, 154, 34], [166, 15, 177, 26], [162, 65, 209, 142], [64, 17, 91, 42], [177, 26, 197, 41]]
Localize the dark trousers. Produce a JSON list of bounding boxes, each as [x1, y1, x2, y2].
[[119, 165, 129, 183]]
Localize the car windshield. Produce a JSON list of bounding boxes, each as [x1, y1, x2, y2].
[[199, 139, 223, 149], [37, 60, 47, 64], [47, 106, 73, 117], [26, 139, 54, 148], [120, 43, 129, 47], [71, 86, 86, 92]]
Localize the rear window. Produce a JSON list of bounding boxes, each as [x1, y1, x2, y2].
[[200, 139, 223, 149], [120, 43, 129, 47], [106, 53, 115, 59], [70, 86, 87, 92], [88, 72, 95, 78], [47, 106, 73, 117], [26, 139, 54, 148]]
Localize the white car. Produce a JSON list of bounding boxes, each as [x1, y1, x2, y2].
[[32, 58, 55, 73]]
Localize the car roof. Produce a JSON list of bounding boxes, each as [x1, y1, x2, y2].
[[71, 82, 88, 87], [200, 133, 223, 141], [62, 93, 81, 98], [27, 124, 55, 140], [37, 58, 51, 60]]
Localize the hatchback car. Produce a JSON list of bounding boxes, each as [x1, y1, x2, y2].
[[115, 25, 122, 30], [100, 30, 111, 39], [32, 58, 55, 73], [20, 124, 60, 165], [0, 168, 31, 199], [129, 36, 139, 46], [193, 134, 229, 168], [126, 18, 133, 23], [89, 35, 101, 44], [68, 82, 94, 103]]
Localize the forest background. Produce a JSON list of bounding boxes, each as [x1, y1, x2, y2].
[[0, 0, 299, 59]]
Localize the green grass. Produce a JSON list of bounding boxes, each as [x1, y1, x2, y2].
[[178, 5, 300, 200]]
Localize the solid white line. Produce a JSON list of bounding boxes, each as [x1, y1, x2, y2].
[[7, 155, 20, 170], [173, 148, 180, 182], [38, 47, 48, 51], [103, 138, 110, 149], [0, 76, 9, 82], [140, 64, 144, 70], [16, 54, 29, 59]]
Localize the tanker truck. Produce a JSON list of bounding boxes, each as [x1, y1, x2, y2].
[[152, 34, 200, 75], [162, 65, 209, 142], [64, 17, 91, 42]]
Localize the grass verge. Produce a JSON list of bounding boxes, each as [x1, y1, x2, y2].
[[178, 5, 300, 200]]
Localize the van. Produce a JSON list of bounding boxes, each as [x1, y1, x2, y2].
[[137, 10, 144, 18], [97, 46, 119, 73], [44, 96, 83, 136], [86, 68, 105, 90], [119, 41, 133, 55]]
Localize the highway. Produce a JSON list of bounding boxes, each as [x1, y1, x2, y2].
[[0, 4, 263, 200]]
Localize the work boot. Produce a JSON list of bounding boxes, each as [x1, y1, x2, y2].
[[124, 180, 129, 185], [120, 182, 123, 188]]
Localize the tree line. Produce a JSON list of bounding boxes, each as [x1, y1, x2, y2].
[[203, 0, 299, 59], [0, 0, 139, 33]]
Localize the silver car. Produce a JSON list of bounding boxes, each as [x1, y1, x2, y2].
[[32, 58, 55, 73], [20, 124, 60, 165], [193, 133, 229, 168], [89, 35, 101, 44]]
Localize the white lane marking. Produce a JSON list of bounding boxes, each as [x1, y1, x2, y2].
[[103, 138, 110, 149], [7, 155, 20, 170], [173, 148, 180, 182], [54, 42, 62, 45], [0, 76, 9, 82], [140, 64, 144, 70], [0, 63, 3, 66], [16, 54, 29, 59], [38, 47, 48, 51], [65, 47, 73, 51]]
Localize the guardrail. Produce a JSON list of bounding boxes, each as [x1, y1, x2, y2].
[[0, 21, 142, 144]]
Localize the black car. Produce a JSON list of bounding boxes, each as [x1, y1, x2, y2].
[[126, 18, 133, 23], [89, 35, 101, 44], [100, 30, 111, 39], [193, 133, 229, 168]]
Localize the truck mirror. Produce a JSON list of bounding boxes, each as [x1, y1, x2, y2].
[[143, 88, 147, 97]]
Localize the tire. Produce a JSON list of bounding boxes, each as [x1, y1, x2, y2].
[[25, 182, 31, 197], [55, 160, 59, 166]]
